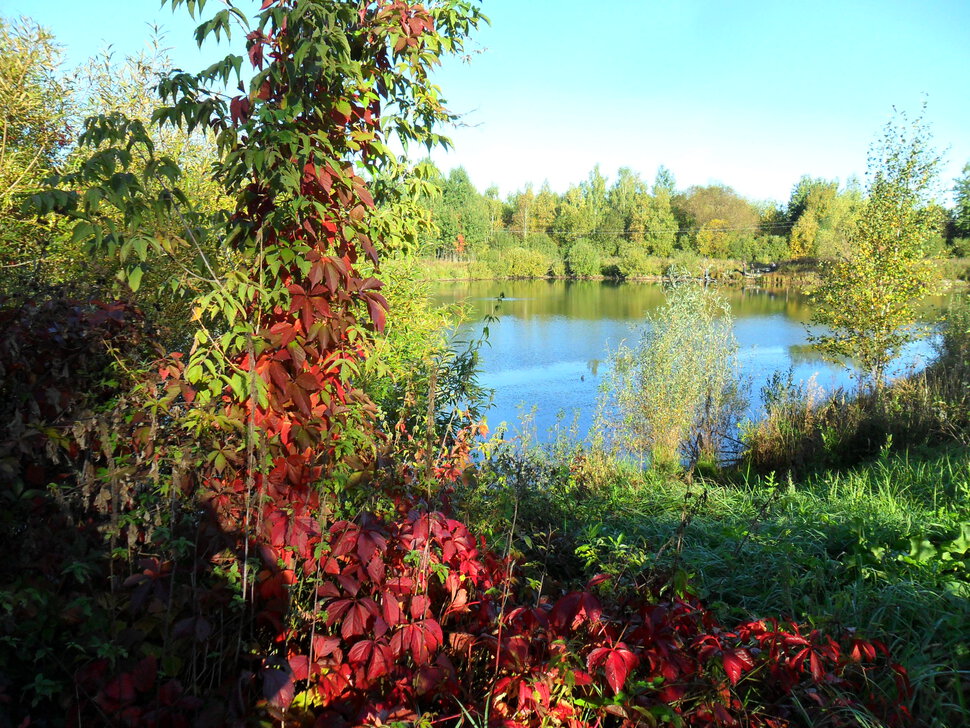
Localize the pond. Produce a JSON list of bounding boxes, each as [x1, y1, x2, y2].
[[432, 279, 954, 441]]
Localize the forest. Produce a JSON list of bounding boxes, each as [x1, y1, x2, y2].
[[413, 157, 970, 282], [1, 2, 968, 728]]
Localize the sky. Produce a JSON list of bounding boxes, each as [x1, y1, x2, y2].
[[4, 0, 969, 205]]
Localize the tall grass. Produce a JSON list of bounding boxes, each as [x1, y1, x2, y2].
[[459, 431, 970, 726], [454, 293, 970, 725], [743, 299, 970, 473]]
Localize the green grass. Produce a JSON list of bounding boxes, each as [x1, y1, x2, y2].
[[459, 442, 970, 726]]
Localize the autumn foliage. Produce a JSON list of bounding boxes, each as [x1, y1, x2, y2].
[[0, 2, 914, 727]]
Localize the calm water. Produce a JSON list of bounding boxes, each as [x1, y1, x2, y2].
[[433, 279, 953, 440]]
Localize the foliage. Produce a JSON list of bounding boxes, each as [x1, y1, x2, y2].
[[628, 189, 677, 257], [953, 162, 970, 238], [0, 298, 147, 487], [810, 109, 944, 388], [745, 301, 970, 473], [615, 243, 665, 278], [425, 165, 491, 258], [599, 284, 746, 469], [674, 184, 760, 253], [566, 238, 601, 277], [0, 17, 74, 297], [8, 0, 482, 724], [695, 218, 731, 258], [786, 177, 861, 259], [460, 435, 963, 727], [487, 245, 551, 278], [360, 255, 461, 411], [1, 5, 959, 728]]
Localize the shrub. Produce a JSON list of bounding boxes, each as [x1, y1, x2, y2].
[[490, 246, 551, 278], [567, 239, 601, 277], [599, 284, 746, 469], [670, 249, 701, 275], [949, 238, 970, 257], [616, 243, 664, 278], [937, 255, 970, 282], [467, 259, 494, 279], [744, 303, 970, 473]]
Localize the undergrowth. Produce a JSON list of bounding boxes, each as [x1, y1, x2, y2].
[[457, 435, 970, 727]]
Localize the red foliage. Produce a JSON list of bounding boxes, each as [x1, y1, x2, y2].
[[1, 4, 913, 728], [0, 299, 143, 485]]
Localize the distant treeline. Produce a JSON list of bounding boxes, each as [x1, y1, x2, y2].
[[416, 162, 970, 278]]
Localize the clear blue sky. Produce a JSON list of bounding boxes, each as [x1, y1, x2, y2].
[[4, 0, 968, 204]]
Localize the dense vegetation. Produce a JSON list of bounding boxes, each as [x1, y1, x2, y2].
[[415, 150, 970, 283], [0, 3, 968, 728]]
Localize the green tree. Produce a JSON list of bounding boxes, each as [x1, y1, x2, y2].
[[480, 184, 504, 240], [673, 184, 759, 253], [581, 164, 608, 229], [953, 162, 970, 238], [786, 177, 860, 259], [532, 181, 558, 234], [0, 18, 74, 295], [607, 167, 646, 226], [428, 165, 489, 257], [653, 165, 676, 197], [629, 190, 676, 256], [508, 183, 534, 238], [554, 185, 595, 244], [696, 218, 731, 258], [509, 181, 557, 239], [811, 108, 943, 388]]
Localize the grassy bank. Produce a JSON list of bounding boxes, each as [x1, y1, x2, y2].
[[416, 256, 970, 287], [451, 298, 970, 726], [457, 435, 969, 726]]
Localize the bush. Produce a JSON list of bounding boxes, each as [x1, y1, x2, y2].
[[616, 243, 664, 278], [524, 231, 557, 257], [754, 234, 790, 262], [950, 238, 970, 257], [566, 239, 601, 277], [467, 259, 494, 279], [599, 285, 746, 469], [489, 246, 551, 278], [670, 249, 701, 275], [937, 256, 970, 282]]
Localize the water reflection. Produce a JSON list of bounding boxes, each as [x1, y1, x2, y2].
[[433, 280, 953, 441]]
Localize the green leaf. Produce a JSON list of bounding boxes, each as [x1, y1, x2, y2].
[[128, 266, 144, 293], [71, 221, 94, 246]]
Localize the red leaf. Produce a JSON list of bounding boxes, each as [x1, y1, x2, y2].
[[312, 635, 342, 660], [101, 673, 135, 708], [348, 639, 394, 683], [587, 644, 638, 696], [382, 594, 403, 627], [341, 599, 378, 640], [391, 619, 443, 665], [410, 594, 431, 619], [261, 668, 294, 710], [723, 649, 755, 685], [365, 292, 387, 332], [585, 573, 612, 589], [357, 528, 387, 563], [289, 654, 309, 681], [131, 656, 157, 693], [809, 650, 824, 681], [551, 591, 602, 632], [365, 555, 385, 584]]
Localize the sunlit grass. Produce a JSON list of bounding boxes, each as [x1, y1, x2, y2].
[[460, 441, 970, 725]]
